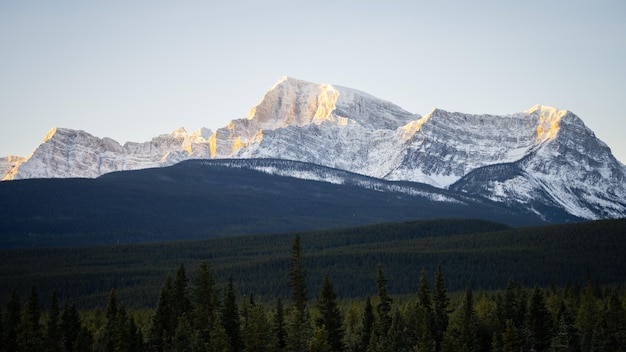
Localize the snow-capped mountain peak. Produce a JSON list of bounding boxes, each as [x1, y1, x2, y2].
[[2, 77, 625, 221], [244, 76, 341, 129]]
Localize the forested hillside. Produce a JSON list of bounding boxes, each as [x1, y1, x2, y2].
[[0, 159, 561, 249], [2, 219, 626, 352], [1, 218, 624, 310]]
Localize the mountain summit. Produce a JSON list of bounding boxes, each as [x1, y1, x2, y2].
[[2, 77, 625, 221]]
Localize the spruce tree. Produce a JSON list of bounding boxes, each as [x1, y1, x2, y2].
[[501, 319, 520, 352], [173, 263, 192, 319], [128, 315, 145, 352], [3, 290, 20, 352], [150, 275, 175, 352], [432, 264, 450, 352], [244, 304, 272, 352], [193, 260, 218, 345], [61, 303, 81, 352], [360, 297, 375, 352], [591, 292, 626, 351], [272, 298, 287, 351], [459, 288, 477, 352], [375, 264, 393, 339], [315, 275, 344, 352], [388, 308, 411, 352], [75, 326, 94, 352], [309, 325, 331, 352], [17, 287, 43, 352], [45, 291, 62, 352], [112, 305, 130, 352], [287, 234, 311, 352], [526, 285, 552, 351], [502, 279, 519, 327], [289, 234, 308, 317], [0, 308, 3, 352], [576, 279, 600, 351], [416, 269, 434, 351], [96, 289, 119, 352], [208, 317, 232, 352], [172, 314, 199, 352], [221, 274, 242, 352], [550, 315, 572, 352]]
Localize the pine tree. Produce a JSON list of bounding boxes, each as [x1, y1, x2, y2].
[[360, 297, 375, 352], [552, 299, 579, 351], [416, 269, 434, 351], [94, 289, 119, 352], [17, 287, 43, 352], [150, 275, 176, 352], [286, 308, 312, 352], [106, 290, 121, 352], [315, 275, 344, 352], [432, 264, 450, 352], [74, 326, 94, 352], [221, 274, 242, 352], [576, 279, 600, 351], [459, 288, 477, 352], [342, 302, 363, 352], [3, 290, 20, 352], [289, 234, 308, 317], [502, 279, 519, 328], [193, 261, 218, 345], [45, 291, 62, 352], [244, 304, 272, 352], [172, 314, 200, 352], [501, 319, 520, 352], [309, 325, 331, 352], [526, 285, 552, 351], [591, 292, 626, 351], [208, 317, 232, 352], [287, 234, 311, 352], [105, 290, 119, 352], [550, 315, 572, 352], [375, 264, 393, 339], [112, 305, 131, 352], [272, 298, 287, 351], [0, 308, 3, 352], [128, 314, 145, 352], [61, 303, 82, 352], [173, 263, 192, 319], [388, 308, 411, 352], [475, 293, 498, 352]]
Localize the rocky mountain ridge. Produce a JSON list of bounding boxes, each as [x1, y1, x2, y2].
[[3, 77, 625, 221]]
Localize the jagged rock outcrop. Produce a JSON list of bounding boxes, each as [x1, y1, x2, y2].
[[3, 127, 212, 179]]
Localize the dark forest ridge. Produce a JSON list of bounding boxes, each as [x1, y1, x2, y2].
[[0, 159, 571, 249]]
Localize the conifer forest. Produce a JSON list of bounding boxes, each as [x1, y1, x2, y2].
[[1, 219, 626, 352]]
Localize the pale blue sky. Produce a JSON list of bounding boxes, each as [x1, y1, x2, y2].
[[1, 0, 625, 163]]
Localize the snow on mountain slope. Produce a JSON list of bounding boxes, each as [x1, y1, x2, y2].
[[386, 105, 570, 187], [449, 107, 626, 220], [199, 158, 463, 204], [0, 156, 26, 180], [2, 77, 625, 221], [3, 127, 212, 180], [209, 76, 417, 159]]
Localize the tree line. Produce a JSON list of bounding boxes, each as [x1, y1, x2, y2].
[[2, 234, 626, 352]]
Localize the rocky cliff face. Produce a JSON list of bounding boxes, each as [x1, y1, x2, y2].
[[3, 127, 213, 179], [3, 77, 625, 220]]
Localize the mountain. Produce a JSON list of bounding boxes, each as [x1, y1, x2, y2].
[[0, 158, 568, 248], [2, 77, 625, 221]]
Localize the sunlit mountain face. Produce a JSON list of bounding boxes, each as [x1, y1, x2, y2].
[[2, 77, 625, 222]]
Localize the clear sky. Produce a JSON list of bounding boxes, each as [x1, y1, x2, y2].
[[1, 0, 625, 163]]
